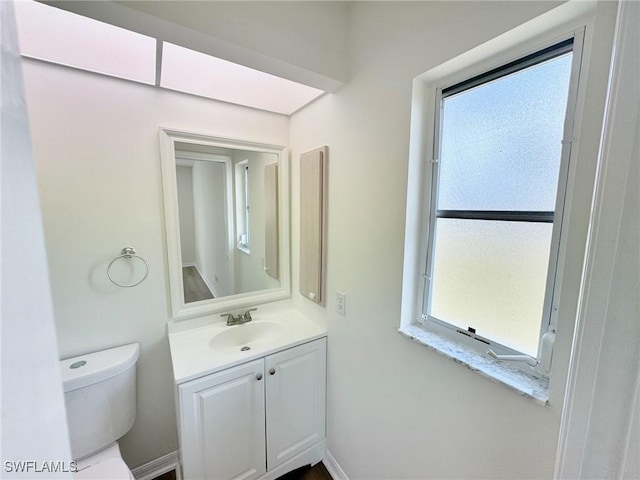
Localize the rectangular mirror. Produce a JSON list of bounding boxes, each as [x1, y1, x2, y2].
[[159, 129, 290, 320]]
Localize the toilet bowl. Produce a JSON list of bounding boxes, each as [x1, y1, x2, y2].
[[60, 343, 140, 479]]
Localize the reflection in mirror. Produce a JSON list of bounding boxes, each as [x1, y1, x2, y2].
[[174, 143, 279, 303], [159, 130, 290, 320]]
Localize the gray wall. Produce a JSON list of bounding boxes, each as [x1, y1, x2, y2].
[[176, 166, 196, 265], [193, 160, 229, 297]]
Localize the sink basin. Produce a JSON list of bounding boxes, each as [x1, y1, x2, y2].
[[169, 308, 327, 383], [209, 321, 285, 353]]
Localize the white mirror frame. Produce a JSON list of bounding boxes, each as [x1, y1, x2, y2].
[[159, 128, 291, 321]]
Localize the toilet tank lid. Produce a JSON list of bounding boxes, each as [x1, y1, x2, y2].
[[60, 343, 140, 393]]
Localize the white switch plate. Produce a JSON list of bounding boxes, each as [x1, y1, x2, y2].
[[336, 292, 346, 316]]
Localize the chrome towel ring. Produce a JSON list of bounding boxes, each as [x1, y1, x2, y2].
[[107, 247, 149, 288]]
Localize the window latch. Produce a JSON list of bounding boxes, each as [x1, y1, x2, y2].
[[486, 349, 538, 367]]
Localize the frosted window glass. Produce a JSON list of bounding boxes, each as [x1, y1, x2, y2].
[[438, 54, 572, 212], [430, 219, 553, 356], [14, 1, 156, 85]]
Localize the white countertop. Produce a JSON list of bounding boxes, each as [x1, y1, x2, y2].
[[168, 308, 327, 384]]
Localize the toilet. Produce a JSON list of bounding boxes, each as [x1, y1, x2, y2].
[[60, 343, 140, 479]]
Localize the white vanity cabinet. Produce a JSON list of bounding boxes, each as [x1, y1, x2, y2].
[[177, 338, 327, 480]]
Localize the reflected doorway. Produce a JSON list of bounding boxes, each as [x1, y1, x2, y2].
[[174, 142, 280, 304]]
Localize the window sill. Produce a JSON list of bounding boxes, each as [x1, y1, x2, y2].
[[398, 323, 549, 405], [237, 245, 250, 255]]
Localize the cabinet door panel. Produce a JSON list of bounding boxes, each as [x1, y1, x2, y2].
[[179, 360, 266, 480], [265, 339, 327, 470]]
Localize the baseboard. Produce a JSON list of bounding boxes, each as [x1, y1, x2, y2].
[[181, 262, 196, 268], [323, 450, 349, 480], [195, 264, 220, 298], [132, 450, 180, 480]]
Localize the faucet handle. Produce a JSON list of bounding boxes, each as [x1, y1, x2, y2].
[[221, 312, 244, 325], [221, 312, 240, 323], [244, 308, 257, 320]]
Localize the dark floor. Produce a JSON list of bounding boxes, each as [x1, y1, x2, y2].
[[182, 266, 214, 303], [152, 470, 176, 480], [152, 462, 332, 480], [277, 462, 332, 480]]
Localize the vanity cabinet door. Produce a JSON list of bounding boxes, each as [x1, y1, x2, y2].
[[265, 338, 327, 470], [179, 359, 267, 480]]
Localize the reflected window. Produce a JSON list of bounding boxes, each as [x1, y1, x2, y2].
[[235, 161, 250, 253]]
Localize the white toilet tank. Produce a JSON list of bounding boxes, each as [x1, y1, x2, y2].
[[60, 343, 140, 460]]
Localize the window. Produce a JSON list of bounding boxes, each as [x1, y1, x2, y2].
[[15, 1, 325, 114], [15, 0, 156, 84], [235, 160, 250, 253], [420, 39, 580, 375], [160, 42, 324, 115]]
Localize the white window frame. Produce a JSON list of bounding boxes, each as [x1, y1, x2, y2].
[[422, 36, 584, 373], [235, 159, 251, 254], [401, 28, 586, 387]]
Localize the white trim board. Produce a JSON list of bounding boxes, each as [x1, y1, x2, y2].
[[554, 0, 640, 477], [323, 450, 349, 480], [132, 450, 180, 480]]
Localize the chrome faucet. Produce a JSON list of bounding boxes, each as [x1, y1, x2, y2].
[[221, 308, 257, 326]]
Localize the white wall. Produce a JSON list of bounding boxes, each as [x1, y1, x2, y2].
[[18, 1, 628, 478], [193, 160, 229, 297], [22, 59, 289, 468], [176, 166, 196, 265], [1, 2, 71, 477], [289, 1, 616, 478]]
